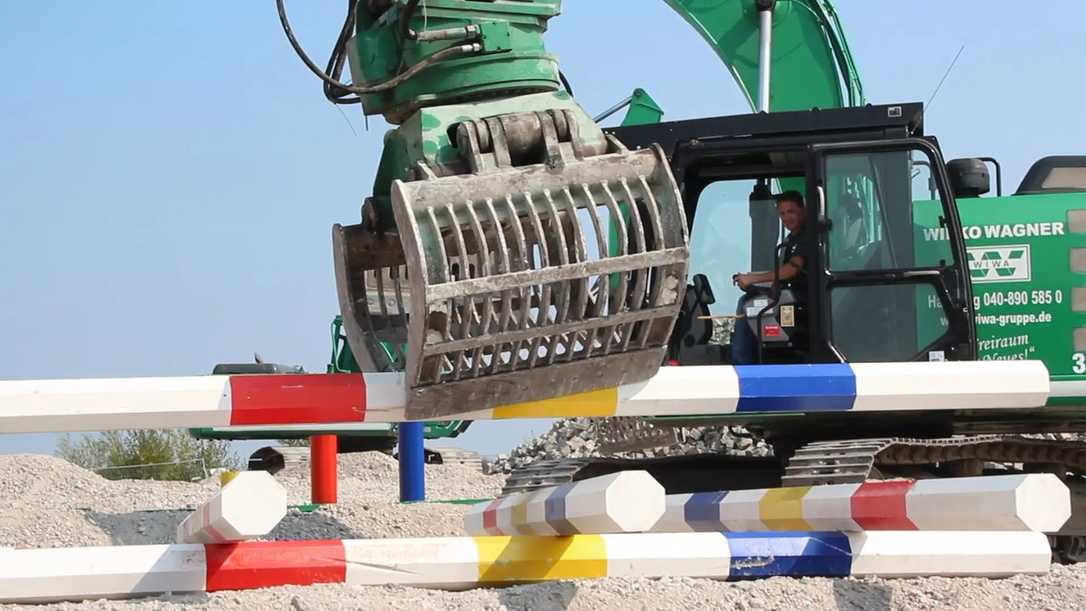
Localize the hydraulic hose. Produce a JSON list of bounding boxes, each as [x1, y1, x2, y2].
[[276, 0, 480, 96], [559, 71, 575, 96], [323, 0, 361, 104], [400, 0, 423, 40]]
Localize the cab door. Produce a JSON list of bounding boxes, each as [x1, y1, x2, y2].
[[806, 138, 976, 363]]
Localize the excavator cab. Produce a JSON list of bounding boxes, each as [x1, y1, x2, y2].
[[611, 103, 977, 365]]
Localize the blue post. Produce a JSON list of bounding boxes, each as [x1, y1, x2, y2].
[[398, 421, 425, 502]]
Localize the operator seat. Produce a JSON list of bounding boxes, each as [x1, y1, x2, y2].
[[737, 285, 809, 364], [671, 274, 725, 365], [833, 192, 868, 268]]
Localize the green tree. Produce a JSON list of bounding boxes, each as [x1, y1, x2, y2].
[[57, 430, 240, 481]]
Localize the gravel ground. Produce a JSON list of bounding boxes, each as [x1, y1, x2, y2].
[[2, 453, 1085, 610]]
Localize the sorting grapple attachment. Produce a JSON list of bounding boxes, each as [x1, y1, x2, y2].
[[335, 109, 688, 419]]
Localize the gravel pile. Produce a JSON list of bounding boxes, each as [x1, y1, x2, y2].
[[0, 452, 501, 550], [486, 417, 771, 474], [3, 452, 1086, 610]]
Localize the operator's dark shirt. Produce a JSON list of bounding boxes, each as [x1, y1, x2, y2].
[[780, 225, 810, 294]]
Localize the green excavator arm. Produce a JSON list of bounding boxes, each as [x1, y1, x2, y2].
[[663, 0, 863, 112], [616, 0, 864, 126]]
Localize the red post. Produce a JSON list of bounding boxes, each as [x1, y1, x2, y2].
[[310, 434, 338, 505]]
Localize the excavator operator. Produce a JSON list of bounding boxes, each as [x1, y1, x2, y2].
[[730, 190, 809, 364]]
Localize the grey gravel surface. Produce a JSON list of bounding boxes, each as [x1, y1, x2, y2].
[[486, 417, 771, 474], [2, 453, 1084, 610]]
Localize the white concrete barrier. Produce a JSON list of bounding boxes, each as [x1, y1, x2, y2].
[[176, 471, 287, 544], [0, 361, 1050, 432], [0, 531, 1052, 603], [463, 471, 665, 536], [652, 474, 1070, 533], [0, 544, 206, 604]]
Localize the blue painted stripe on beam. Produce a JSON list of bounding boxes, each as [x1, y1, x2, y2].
[[725, 531, 853, 579], [735, 364, 857, 412], [684, 492, 728, 529], [544, 483, 578, 535]]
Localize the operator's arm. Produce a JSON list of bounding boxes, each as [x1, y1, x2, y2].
[[734, 255, 805, 289]]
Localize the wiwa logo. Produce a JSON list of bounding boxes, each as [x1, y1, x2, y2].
[[967, 244, 1031, 283]]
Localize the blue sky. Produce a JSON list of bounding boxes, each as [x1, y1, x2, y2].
[[2, 1, 1085, 458]]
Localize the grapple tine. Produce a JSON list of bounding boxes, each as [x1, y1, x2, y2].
[[619, 177, 651, 352], [500, 194, 532, 373], [464, 200, 494, 379], [578, 182, 610, 359], [601, 181, 630, 312], [600, 181, 629, 356], [523, 193, 554, 370]]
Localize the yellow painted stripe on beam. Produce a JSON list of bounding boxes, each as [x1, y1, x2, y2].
[[492, 387, 619, 419], [511, 500, 529, 533], [475, 535, 608, 582], [759, 487, 813, 531]]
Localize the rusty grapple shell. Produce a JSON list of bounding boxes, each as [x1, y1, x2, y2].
[[335, 136, 687, 420]]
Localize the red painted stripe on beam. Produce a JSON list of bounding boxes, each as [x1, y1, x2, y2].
[[850, 480, 917, 530], [205, 540, 347, 591], [228, 374, 366, 425], [482, 498, 503, 534]]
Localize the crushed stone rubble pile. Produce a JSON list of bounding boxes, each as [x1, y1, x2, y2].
[[1, 452, 1084, 610], [485, 417, 771, 474]]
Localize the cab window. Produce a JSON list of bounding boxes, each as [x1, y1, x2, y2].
[[823, 148, 955, 361]]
